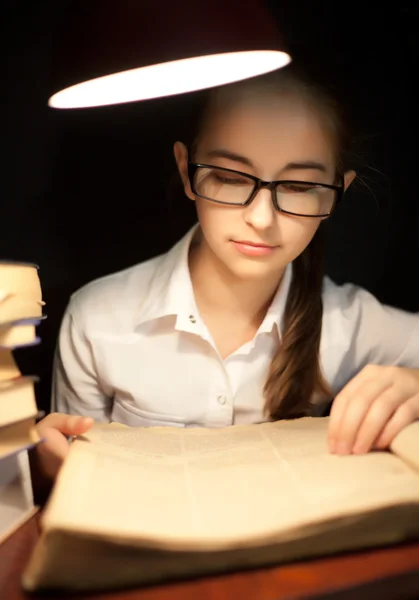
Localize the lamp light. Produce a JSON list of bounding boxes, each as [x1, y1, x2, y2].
[[48, 0, 291, 109]]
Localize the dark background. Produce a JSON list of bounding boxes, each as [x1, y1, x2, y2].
[[3, 2, 419, 413]]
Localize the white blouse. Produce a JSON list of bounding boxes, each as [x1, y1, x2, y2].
[[52, 225, 419, 428]]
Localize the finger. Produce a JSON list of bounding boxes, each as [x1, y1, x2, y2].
[[374, 397, 419, 449], [332, 378, 392, 454], [351, 385, 405, 454], [328, 366, 380, 448], [328, 379, 364, 450], [36, 413, 94, 437], [36, 427, 72, 461]]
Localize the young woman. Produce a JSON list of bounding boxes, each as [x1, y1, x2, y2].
[[35, 64, 419, 481]]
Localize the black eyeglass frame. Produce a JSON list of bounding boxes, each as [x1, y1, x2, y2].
[[187, 161, 344, 218]]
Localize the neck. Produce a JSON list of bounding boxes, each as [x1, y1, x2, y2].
[[189, 236, 284, 325]]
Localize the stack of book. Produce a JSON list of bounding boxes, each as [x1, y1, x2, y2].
[[0, 261, 45, 543]]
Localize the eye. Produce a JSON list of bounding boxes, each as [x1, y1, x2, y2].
[[280, 182, 319, 194], [212, 171, 250, 185]]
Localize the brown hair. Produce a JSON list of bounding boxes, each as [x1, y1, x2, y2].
[[189, 63, 350, 419], [265, 226, 331, 419]]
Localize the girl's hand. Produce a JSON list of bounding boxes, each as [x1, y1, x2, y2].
[[34, 413, 94, 480], [328, 365, 419, 455]]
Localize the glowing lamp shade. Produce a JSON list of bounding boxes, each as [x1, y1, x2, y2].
[[48, 0, 291, 109]]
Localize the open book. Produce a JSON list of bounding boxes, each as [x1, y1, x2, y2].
[[23, 417, 419, 592]]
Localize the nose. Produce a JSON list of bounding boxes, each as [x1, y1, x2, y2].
[[244, 187, 276, 230]]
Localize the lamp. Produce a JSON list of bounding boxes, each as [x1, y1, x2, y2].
[[48, 0, 290, 109]]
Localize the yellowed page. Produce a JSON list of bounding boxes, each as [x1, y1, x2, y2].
[[41, 418, 419, 552], [0, 378, 38, 427], [0, 323, 37, 348], [0, 297, 44, 324], [0, 418, 41, 460], [0, 263, 42, 298], [391, 421, 419, 472], [0, 351, 20, 381], [259, 418, 419, 519]]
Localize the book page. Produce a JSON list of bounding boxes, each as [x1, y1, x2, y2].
[[0, 378, 38, 427], [259, 418, 419, 519], [0, 323, 37, 348], [0, 418, 41, 460], [391, 421, 419, 472], [0, 263, 42, 296], [0, 297, 44, 324], [0, 351, 20, 381], [42, 418, 419, 550]]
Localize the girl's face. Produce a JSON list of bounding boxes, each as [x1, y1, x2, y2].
[[175, 91, 354, 282]]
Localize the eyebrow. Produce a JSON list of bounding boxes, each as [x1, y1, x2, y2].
[[206, 149, 254, 167], [205, 149, 328, 174]]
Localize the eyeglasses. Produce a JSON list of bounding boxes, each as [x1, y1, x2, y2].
[[188, 162, 344, 218]]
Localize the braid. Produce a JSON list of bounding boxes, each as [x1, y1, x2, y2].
[[264, 229, 332, 419]]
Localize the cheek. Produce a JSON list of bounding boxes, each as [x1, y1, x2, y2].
[[195, 200, 233, 237], [280, 216, 321, 256]]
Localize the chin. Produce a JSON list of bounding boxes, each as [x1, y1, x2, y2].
[[226, 259, 283, 281]]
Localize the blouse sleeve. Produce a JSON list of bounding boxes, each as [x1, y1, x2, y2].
[[320, 277, 419, 394], [50, 300, 113, 421]]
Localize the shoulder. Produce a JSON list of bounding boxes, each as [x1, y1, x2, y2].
[[321, 275, 417, 325], [321, 276, 379, 320], [66, 253, 165, 333], [319, 277, 384, 391], [320, 276, 419, 390], [320, 275, 408, 341]]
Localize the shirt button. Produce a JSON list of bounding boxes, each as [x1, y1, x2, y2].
[[217, 394, 227, 405], [189, 315, 196, 323]]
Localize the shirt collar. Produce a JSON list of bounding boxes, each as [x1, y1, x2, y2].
[[135, 223, 292, 338], [134, 224, 200, 331], [257, 262, 292, 339]]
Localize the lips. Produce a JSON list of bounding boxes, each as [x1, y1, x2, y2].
[[231, 240, 279, 257], [233, 240, 277, 248]]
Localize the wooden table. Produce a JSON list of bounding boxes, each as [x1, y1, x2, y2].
[[2, 516, 419, 600]]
